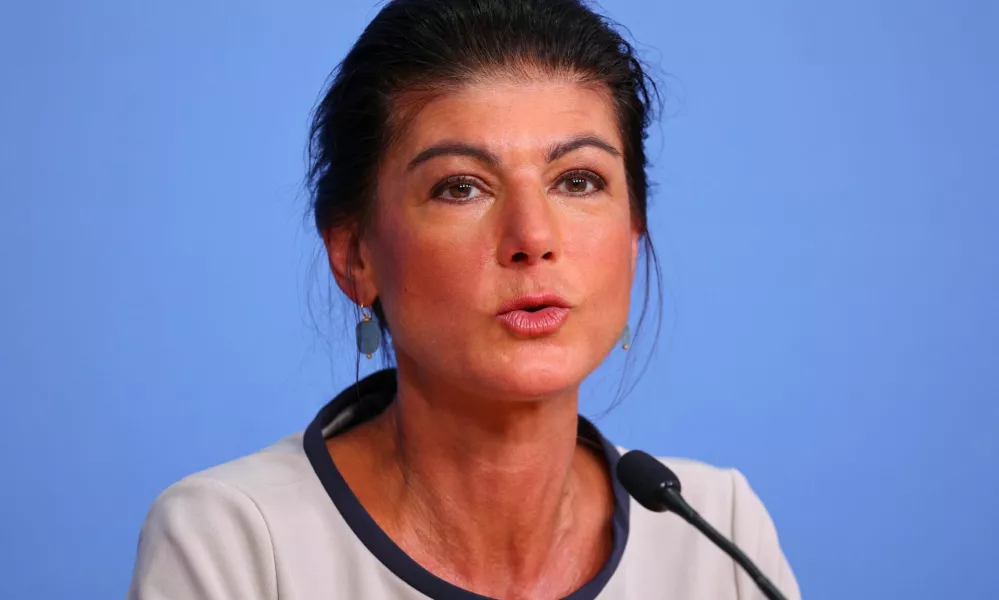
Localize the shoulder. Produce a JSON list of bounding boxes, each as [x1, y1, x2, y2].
[[657, 456, 766, 526], [617, 451, 752, 520], [183, 432, 314, 490], [622, 452, 802, 599], [620, 453, 778, 529], [137, 432, 325, 536], [140, 433, 320, 531], [128, 433, 321, 600]]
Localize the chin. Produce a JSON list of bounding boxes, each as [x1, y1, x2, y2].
[[469, 344, 593, 400]]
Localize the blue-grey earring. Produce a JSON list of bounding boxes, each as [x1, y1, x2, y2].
[[356, 304, 381, 359], [621, 323, 631, 350]]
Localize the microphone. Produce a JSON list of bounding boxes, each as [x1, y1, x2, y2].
[[616, 450, 789, 600]]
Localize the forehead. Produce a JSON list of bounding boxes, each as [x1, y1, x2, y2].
[[389, 78, 622, 160]]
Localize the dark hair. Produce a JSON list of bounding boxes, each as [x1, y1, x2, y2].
[[307, 0, 663, 395]]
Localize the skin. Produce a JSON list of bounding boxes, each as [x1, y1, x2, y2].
[[323, 75, 640, 600]]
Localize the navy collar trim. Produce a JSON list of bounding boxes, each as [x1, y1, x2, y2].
[[303, 369, 630, 600]]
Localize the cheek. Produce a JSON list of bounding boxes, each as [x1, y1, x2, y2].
[[564, 217, 635, 304], [370, 210, 487, 329]]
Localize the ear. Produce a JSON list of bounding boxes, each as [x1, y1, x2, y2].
[[322, 226, 378, 306]]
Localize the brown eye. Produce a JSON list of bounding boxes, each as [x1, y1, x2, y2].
[[431, 177, 484, 202], [556, 171, 604, 196], [564, 177, 590, 194], [448, 183, 476, 199]]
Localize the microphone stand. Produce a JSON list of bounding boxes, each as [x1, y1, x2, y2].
[[658, 484, 788, 600]]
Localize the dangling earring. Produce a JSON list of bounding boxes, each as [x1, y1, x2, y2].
[[356, 303, 381, 359], [621, 323, 631, 350]]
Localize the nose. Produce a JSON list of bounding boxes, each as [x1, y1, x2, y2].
[[496, 183, 560, 267]]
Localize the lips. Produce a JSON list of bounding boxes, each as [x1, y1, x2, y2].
[[496, 293, 571, 336]]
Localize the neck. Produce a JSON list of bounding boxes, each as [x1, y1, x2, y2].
[[373, 360, 606, 598]]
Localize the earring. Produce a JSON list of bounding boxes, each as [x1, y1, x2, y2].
[[621, 323, 631, 350], [356, 304, 381, 359]]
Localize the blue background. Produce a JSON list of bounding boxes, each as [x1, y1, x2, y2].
[[1, 1, 996, 598]]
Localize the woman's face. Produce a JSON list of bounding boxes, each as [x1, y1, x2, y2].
[[357, 77, 638, 399]]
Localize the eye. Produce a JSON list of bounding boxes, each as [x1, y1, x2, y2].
[[556, 170, 606, 196], [431, 176, 484, 202]]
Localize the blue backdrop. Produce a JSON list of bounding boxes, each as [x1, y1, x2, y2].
[[1, 1, 996, 598]]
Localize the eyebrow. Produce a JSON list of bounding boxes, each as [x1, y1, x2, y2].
[[406, 143, 500, 171], [405, 134, 622, 172], [545, 134, 621, 163]]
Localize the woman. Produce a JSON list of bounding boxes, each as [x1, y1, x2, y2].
[[128, 0, 800, 598]]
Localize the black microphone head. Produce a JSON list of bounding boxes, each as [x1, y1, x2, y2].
[[616, 449, 683, 513]]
